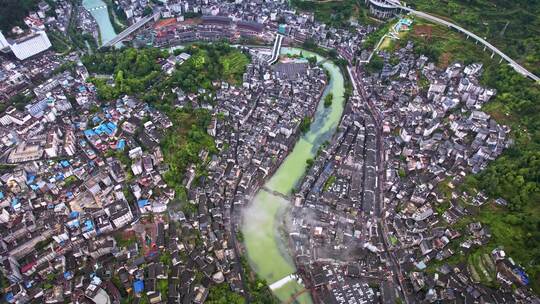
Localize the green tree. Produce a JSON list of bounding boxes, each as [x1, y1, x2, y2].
[[206, 283, 245, 304], [299, 117, 312, 133]]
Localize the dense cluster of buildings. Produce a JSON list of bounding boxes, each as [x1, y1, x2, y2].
[[286, 38, 538, 303], [129, 0, 375, 60], [290, 99, 386, 303], [0, 0, 539, 303], [0, 29, 330, 304], [0, 50, 71, 103], [0, 53, 183, 302], [356, 42, 535, 302], [0, 0, 76, 60], [175, 53, 329, 301]]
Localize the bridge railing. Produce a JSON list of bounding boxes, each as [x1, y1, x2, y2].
[[101, 11, 161, 48]]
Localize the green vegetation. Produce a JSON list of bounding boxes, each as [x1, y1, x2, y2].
[[236, 230, 244, 243], [240, 256, 279, 303], [323, 175, 336, 192], [206, 283, 246, 304], [397, 19, 540, 293], [83, 47, 166, 100], [434, 200, 450, 215], [0, 0, 37, 33], [291, 0, 364, 28], [307, 56, 317, 66], [409, 0, 540, 75], [0, 273, 9, 290], [219, 51, 250, 85], [0, 164, 16, 174], [63, 175, 78, 187], [299, 117, 312, 133], [389, 235, 398, 246], [301, 38, 318, 51], [104, 0, 128, 33], [365, 54, 384, 74], [114, 232, 137, 248], [48, 30, 72, 54], [157, 279, 168, 299], [35, 239, 51, 251], [461, 62, 540, 293], [105, 149, 131, 168], [160, 108, 215, 197], [324, 92, 333, 108], [363, 21, 393, 50], [146, 43, 249, 97], [405, 20, 493, 68], [418, 73, 429, 90], [7, 93, 33, 111], [51, 61, 77, 76], [467, 249, 498, 287], [111, 274, 127, 297]]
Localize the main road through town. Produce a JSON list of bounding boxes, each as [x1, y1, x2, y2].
[[242, 47, 346, 304], [345, 54, 412, 303]]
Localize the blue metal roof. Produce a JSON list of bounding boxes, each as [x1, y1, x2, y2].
[[138, 199, 149, 208], [134, 280, 144, 293], [117, 139, 126, 150]]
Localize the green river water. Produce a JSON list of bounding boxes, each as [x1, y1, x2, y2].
[[73, 5, 345, 296], [82, 0, 117, 45], [242, 47, 346, 303]]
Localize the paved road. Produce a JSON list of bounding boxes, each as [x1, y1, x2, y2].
[[267, 34, 284, 65], [344, 55, 410, 303], [101, 11, 160, 48], [396, 5, 539, 82]]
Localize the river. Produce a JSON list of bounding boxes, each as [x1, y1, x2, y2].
[[82, 0, 117, 46], [242, 47, 346, 303], [72, 6, 345, 296]]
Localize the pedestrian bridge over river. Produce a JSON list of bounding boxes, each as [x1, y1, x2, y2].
[[269, 274, 300, 290], [261, 186, 291, 201]]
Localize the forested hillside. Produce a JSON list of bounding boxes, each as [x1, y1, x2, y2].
[[409, 0, 540, 75], [0, 0, 38, 33]]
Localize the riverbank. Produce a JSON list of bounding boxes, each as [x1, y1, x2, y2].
[[82, 0, 117, 46], [242, 47, 346, 303]]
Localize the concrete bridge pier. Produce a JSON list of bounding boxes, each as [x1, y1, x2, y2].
[[483, 45, 486, 51], [499, 57, 503, 63]]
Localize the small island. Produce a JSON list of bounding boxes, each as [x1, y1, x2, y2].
[[324, 92, 333, 107]]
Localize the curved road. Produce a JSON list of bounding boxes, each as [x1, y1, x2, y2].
[[395, 5, 539, 81]]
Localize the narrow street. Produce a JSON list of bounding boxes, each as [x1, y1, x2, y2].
[[344, 55, 410, 303]]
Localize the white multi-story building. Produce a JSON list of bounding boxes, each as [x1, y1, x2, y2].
[[0, 30, 52, 60], [0, 31, 9, 50]]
